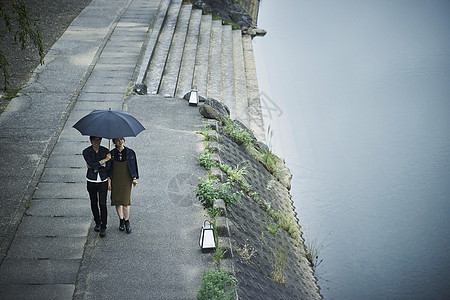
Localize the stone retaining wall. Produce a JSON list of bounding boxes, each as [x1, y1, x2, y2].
[[237, 0, 260, 27], [190, 0, 260, 28], [203, 119, 322, 299]]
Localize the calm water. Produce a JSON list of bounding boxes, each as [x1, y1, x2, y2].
[[253, 1, 450, 299]]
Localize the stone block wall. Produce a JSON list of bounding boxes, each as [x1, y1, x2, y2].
[[237, 0, 260, 26], [191, 0, 261, 28]]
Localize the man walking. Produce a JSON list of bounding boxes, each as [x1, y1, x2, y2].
[[83, 136, 111, 237]]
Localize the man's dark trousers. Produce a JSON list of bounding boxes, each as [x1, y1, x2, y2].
[[87, 181, 108, 229]]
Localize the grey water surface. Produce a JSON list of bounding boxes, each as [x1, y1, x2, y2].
[[253, 0, 450, 299]]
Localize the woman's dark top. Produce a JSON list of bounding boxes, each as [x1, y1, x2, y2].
[[109, 146, 139, 179], [113, 147, 127, 162]]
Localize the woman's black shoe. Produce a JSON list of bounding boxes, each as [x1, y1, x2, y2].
[[94, 224, 101, 232], [119, 219, 125, 231], [124, 220, 131, 233]]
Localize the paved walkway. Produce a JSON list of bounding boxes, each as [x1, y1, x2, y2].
[[0, 0, 212, 298]]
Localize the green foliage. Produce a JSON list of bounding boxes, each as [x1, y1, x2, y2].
[[196, 177, 219, 209], [259, 149, 278, 174], [274, 210, 299, 240], [208, 206, 222, 219], [266, 223, 279, 234], [195, 177, 243, 211], [0, 0, 44, 91], [213, 238, 227, 265], [197, 268, 237, 300], [198, 150, 218, 170], [221, 19, 239, 30], [221, 116, 254, 149], [197, 126, 216, 142], [221, 178, 244, 207], [271, 241, 287, 285], [305, 231, 327, 269], [219, 163, 251, 192]]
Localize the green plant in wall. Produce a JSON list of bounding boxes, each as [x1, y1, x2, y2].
[[271, 240, 287, 285], [221, 116, 254, 149], [197, 268, 237, 300], [305, 242, 321, 268], [221, 178, 243, 207], [236, 241, 257, 261], [273, 210, 300, 240], [196, 177, 220, 209], [195, 177, 243, 211], [199, 150, 218, 171], [213, 240, 227, 265], [260, 231, 265, 254], [208, 206, 222, 219], [266, 222, 279, 234], [219, 163, 251, 192], [197, 126, 216, 142], [305, 231, 328, 268], [258, 149, 278, 174]]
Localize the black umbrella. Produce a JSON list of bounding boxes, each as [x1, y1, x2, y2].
[[73, 109, 145, 139]]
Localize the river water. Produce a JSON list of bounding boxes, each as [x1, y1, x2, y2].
[[252, 1, 450, 299]]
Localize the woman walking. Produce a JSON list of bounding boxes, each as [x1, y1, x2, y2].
[[108, 137, 139, 233]]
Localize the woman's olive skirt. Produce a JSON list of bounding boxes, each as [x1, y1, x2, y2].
[[111, 160, 132, 206]]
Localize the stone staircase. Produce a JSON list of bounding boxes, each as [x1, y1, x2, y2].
[[135, 0, 265, 141]]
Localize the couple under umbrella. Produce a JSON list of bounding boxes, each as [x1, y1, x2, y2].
[[73, 109, 145, 237]]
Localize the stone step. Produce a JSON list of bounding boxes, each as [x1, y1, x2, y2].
[[175, 8, 202, 98], [159, 4, 192, 97], [134, 0, 171, 86], [242, 35, 265, 141], [145, 0, 183, 94], [192, 14, 212, 97], [232, 29, 249, 127], [206, 20, 222, 100], [139, 3, 265, 141], [221, 25, 235, 119]]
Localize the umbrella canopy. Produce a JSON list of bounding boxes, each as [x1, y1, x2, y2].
[[73, 109, 145, 139]]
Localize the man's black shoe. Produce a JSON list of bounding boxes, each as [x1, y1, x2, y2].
[[99, 228, 106, 237], [94, 224, 101, 232]]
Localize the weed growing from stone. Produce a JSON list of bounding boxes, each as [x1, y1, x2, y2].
[[213, 239, 227, 265], [199, 150, 218, 171], [197, 126, 216, 142], [236, 241, 257, 261], [219, 163, 252, 192], [208, 206, 222, 219], [266, 179, 277, 191], [260, 231, 265, 254], [305, 243, 321, 269], [266, 223, 279, 234], [258, 149, 278, 174], [197, 268, 237, 300], [305, 231, 328, 269], [274, 210, 300, 240], [195, 177, 242, 211], [221, 116, 254, 149], [271, 240, 287, 285], [196, 177, 219, 209]]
